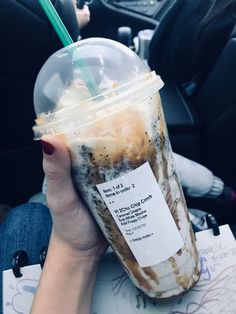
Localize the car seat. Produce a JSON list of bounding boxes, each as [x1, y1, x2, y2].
[[148, 0, 236, 189], [0, 0, 80, 205]]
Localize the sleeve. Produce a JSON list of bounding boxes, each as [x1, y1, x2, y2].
[[173, 153, 224, 198]]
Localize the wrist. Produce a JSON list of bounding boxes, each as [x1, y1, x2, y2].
[[32, 231, 100, 313], [49, 230, 103, 266]]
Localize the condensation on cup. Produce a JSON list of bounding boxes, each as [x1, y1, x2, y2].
[[33, 38, 201, 299]]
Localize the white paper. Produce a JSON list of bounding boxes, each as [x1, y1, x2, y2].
[[3, 225, 236, 314], [96, 162, 183, 267], [91, 224, 236, 314], [3, 264, 41, 314]]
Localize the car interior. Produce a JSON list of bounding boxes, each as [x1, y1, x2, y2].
[[0, 0, 235, 228]]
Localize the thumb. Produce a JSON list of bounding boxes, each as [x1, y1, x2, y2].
[[41, 135, 78, 210]]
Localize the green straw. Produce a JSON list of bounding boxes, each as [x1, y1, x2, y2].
[[39, 0, 99, 97]]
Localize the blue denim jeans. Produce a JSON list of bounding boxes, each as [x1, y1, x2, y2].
[[0, 203, 52, 311]]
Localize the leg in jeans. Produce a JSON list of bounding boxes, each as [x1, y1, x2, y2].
[[0, 202, 52, 310]]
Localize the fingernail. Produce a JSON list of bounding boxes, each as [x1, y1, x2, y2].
[[40, 140, 54, 155]]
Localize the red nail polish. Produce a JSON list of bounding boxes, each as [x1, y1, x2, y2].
[[40, 140, 54, 155]]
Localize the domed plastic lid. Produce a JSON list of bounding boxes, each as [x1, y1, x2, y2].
[[34, 37, 149, 117]]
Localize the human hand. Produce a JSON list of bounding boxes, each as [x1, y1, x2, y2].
[[32, 135, 106, 313], [75, 4, 90, 29], [41, 135, 107, 260]]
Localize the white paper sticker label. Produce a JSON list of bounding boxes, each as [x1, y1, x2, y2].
[[96, 162, 184, 267]]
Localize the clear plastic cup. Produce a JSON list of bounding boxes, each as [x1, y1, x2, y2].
[[33, 38, 200, 299]]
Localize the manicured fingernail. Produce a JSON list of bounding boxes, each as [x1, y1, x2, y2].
[[40, 140, 54, 155]]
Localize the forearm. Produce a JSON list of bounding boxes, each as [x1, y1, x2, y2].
[[31, 234, 99, 314]]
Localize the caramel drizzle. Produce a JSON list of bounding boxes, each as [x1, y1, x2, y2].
[[158, 114, 181, 230], [69, 97, 199, 296]]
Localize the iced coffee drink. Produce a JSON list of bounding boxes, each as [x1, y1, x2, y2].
[[33, 38, 201, 299]]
